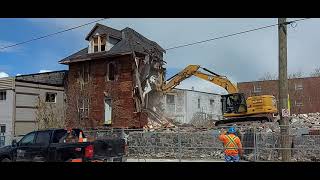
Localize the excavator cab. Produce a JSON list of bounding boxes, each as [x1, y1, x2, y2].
[[221, 93, 247, 114]]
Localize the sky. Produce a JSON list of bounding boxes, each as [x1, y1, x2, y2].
[[0, 18, 319, 94]]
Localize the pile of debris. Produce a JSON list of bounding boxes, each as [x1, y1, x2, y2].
[[290, 112, 320, 128], [143, 108, 176, 130]]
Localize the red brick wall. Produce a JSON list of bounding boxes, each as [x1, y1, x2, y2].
[[66, 55, 148, 129], [238, 77, 320, 114]]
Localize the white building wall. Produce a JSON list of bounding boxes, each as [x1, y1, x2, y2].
[[0, 78, 15, 146], [163, 88, 222, 124], [185, 90, 222, 123]]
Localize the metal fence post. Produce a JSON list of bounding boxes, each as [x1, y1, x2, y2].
[[254, 126, 257, 162], [178, 127, 182, 162]]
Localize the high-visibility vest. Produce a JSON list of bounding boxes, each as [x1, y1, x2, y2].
[[224, 135, 239, 150]]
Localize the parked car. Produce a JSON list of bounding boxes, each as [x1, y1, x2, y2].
[[0, 128, 127, 162]]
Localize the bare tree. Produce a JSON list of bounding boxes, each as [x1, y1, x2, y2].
[[288, 71, 304, 79], [35, 97, 65, 130], [258, 72, 277, 81], [310, 67, 320, 77], [259, 71, 305, 81]]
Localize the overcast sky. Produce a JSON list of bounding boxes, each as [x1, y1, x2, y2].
[[0, 18, 318, 94]]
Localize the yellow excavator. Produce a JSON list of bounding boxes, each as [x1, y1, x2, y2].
[[159, 65, 278, 126]]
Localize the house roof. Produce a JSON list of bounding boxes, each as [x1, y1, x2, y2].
[[15, 70, 68, 87], [85, 23, 122, 40], [59, 24, 165, 64]]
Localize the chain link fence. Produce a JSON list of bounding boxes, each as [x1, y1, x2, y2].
[[84, 124, 320, 162]]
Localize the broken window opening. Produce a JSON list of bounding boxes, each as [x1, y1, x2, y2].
[[93, 37, 99, 53], [198, 98, 201, 109], [45, 92, 57, 103], [0, 91, 6, 101], [100, 36, 106, 51], [210, 99, 215, 106], [107, 62, 116, 81], [79, 62, 90, 89]]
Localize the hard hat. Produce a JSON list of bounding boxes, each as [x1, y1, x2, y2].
[[228, 127, 236, 134]]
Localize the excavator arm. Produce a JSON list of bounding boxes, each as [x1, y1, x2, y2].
[[161, 65, 238, 94]]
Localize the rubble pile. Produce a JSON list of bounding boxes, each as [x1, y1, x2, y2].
[[143, 108, 176, 130], [290, 113, 320, 128]]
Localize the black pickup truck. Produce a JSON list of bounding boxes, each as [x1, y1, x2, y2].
[[0, 128, 127, 162]]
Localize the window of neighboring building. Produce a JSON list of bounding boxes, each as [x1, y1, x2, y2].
[[295, 83, 303, 90], [0, 91, 6, 101], [0, 125, 5, 134], [295, 101, 303, 107], [45, 92, 57, 103], [253, 85, 262, 93], [198, 98, 201, 109], [210, 99, 215, 106], [166, 94, 175, 104], [0, 136, 5, 147]]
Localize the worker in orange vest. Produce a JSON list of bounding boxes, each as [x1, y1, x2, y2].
[[219, 127, 243, 162]]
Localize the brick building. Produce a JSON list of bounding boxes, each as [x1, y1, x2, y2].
[[238, 76, 320, 114], [59, 23, 165, 129]]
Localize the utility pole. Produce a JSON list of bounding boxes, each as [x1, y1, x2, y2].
[[278, 18, 291, 161]]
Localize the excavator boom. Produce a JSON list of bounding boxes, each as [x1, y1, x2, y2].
[[160, 64, 278, 127], [162, 65, 238, 94]]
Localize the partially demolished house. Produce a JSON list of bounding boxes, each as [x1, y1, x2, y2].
[[59, 23, 166, 129], [0, 71, 66, 146]]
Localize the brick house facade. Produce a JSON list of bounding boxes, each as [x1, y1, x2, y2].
[[59, 24, 165, 129], [238, 76, 320, 114]]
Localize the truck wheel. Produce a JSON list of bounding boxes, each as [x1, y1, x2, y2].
[[1, 158, 11, 162]]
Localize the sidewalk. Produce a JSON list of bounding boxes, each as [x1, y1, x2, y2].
[[126, 158, 247, 162]]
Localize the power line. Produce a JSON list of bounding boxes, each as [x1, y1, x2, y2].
[[0, 18, 108, 51], [165, 18, 311, 51]]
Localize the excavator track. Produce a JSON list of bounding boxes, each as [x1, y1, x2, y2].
[[214, 114, 276, 127]]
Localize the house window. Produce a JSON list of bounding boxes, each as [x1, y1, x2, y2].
[[79, 97, 89, 119], [80, 62, 90, 83], [93, 37, 99, 53], [0, 91, 6, 101], [107, 62, 116, 81], [253, 85, 262, 93], [0, 136, 4, 147], [166, 94, 175, 104], [210, 99, 215, 106], [45, 93, 57, 103], [295, 101, 303, 107], [104, 97, 112, 125], [0, 125, 5, 133], [198, 98, 201, 109], [100, 36, 106, 51], [295, 83, 303, 90]]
